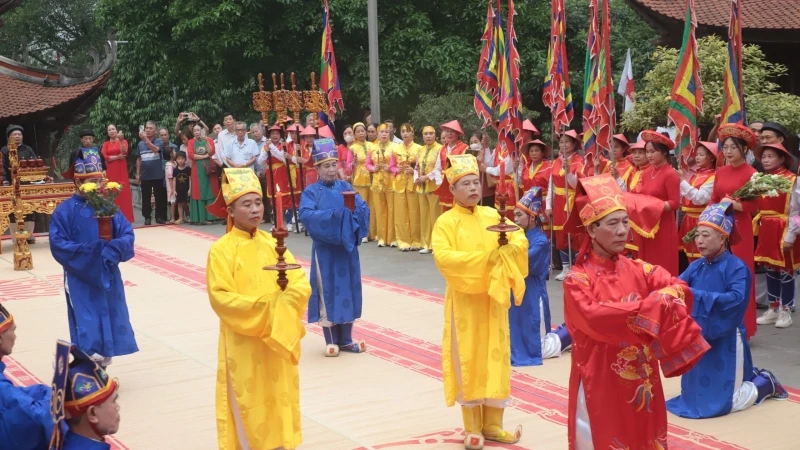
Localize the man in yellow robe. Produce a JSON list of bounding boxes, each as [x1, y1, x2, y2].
[[206, 168, 311, 450], [432, 154, 528, 450]]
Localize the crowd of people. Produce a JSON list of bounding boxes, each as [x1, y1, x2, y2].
[[1, 108, 798, 450]]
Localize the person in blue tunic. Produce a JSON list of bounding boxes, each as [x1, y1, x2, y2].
[[49, 340, 121, 450], [667, 203, 788, 419], [0, 304, 57, 450], [510, 187, 571, 366], [299, 138, 370, 357], [50, 141, 138, 368]]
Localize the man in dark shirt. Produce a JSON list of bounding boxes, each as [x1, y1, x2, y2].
[[135, 121, 168, 225], [1, 125, 38, 244]]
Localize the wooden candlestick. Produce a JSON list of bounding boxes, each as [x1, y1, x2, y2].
[[486, 190, 519, 246], [342, 191, 356, 212], [263, 227, 302, 291]]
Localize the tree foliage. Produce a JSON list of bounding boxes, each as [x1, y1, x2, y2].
[[621, 35, 800, 136], [0, 0, 107, 73]]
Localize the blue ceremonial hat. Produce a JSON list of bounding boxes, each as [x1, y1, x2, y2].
[[311, 138, 338, 165], [697, 202, 740, 244], [0, 303, 13, 334], [62, 148, 104, 180], [48, 340, 118, 448], [517, 186, 543, 217]]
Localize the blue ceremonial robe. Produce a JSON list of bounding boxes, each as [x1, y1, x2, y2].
[[62, 431, 111, 450], [667, 250, 752, 418], [509, 226, 551, 367], [49, 194, 139, 359], [0, 361, 54, 450], [299, 180, 369, 324]]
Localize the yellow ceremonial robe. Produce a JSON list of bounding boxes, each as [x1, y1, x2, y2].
[[206, 227, 311, 450], [432, 204, 528, 407]]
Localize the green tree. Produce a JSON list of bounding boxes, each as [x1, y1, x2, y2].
[[621, 35, 800, 136], [0, 0, 107, 72]]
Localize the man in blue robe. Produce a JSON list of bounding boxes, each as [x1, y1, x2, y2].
[[299, 138, 369, 357], [50, 140, 138, 368], [667, 203, 788, 418], [0, 304, 56, 450], [49, 340, 121, 450], [510, 187, 571, 366]]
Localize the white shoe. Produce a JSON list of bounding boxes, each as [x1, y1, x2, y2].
[[361, 237, 368, 243], [419, 248, 432, 254], [776, 307, 793, 328], [555, 266, 570, 281], [390, 241, 398, 248], [757, 308, 780, 325]]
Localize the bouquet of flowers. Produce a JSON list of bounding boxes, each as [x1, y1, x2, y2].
[[729, 172, 792, 201], [78, 180, 123, 241]]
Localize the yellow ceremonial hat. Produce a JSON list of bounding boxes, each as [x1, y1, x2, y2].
[[206, 168, 263, 232], [445, 154, 479, 185]]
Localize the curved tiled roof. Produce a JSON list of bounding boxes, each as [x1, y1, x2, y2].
[[627, 0, 800, 30], [0, 70, 111, 120]]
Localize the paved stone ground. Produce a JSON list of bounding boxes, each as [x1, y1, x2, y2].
[[159, 214, 800, 387]]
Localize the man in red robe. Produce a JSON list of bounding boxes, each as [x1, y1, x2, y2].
[[562, 174, 710, 450], [432, 120, 468, 212]]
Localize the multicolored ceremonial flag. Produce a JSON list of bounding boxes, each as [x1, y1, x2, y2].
[[594, 0, 616, 155], [617, 49, 635, 113], [474, 0, 499, 126], [320, 0, 344, 124], [544, 0, 573, 131], [721, 0, 745, 125], [667, 0, 704, 166], [497, 0, 523, 145], [582, 0, 600, 161]]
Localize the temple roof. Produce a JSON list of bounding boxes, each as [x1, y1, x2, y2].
[[0, 43, 116, 122], [626, 0, 800, 33]]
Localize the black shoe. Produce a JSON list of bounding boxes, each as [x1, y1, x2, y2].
[[155, 219, 166, 225], [144, 219, 152, 226]]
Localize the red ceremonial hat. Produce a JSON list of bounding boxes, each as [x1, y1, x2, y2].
[[318, 125, 334, 139], [640, 130, 676, 151], [718, 123, 757, 149], [440, 120, 464, 136], [268, 122, 282, 132], [564, 174, 665, 239], [629, 140, 645, 151], [300, 126, 316, 137], [286, 124, 302, 133], [696, 141, 723, 168], [523, 120, 539, 134], [560, 129, 582, 143], [612, 134, 630, 148], [526, 139, 552, 158], [757, 142, 794, 170]]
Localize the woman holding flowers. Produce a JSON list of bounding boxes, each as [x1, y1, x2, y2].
[[187, 123, 220, 224], [711, 124, 760, 338], [350, 123, 376, 242], [754, 143, 799, 329], [101, 124, 134, 222]]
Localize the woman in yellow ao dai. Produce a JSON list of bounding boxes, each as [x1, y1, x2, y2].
[[350, 122, 377, 241], [367, 123, 399, 246]]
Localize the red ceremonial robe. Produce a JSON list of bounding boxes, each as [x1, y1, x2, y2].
[[581, 155, 610, 177], [564, 251, 709, 450], [754, 167, 800, 271], [625, 164, 651, 258], [678, 168, 715, 260], [551, 152, 585, 250], [711, 162, 758, 338], [522, 159, 552, 231], [637, 163, 680, 276], [432, 141, 468, 210], [265, 142, 300, 207]]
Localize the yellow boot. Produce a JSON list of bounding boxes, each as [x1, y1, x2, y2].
[[461, 406, 485, 450], [481, 405, 522, 444]]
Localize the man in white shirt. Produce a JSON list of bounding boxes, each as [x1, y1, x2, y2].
[[223, 122, 259, 171], [216, 113, 237, 167], [385, 119, 403, 144], [250, 123, 268, 176]]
